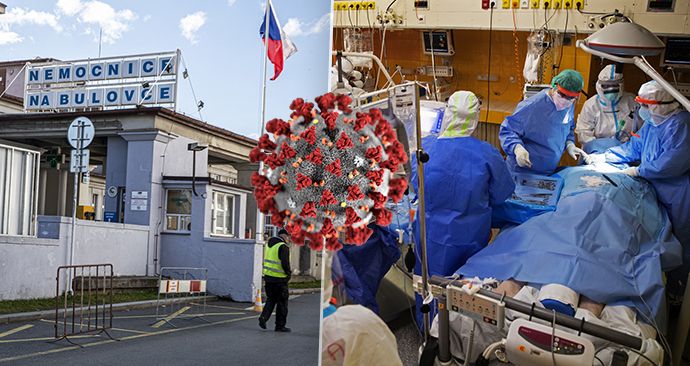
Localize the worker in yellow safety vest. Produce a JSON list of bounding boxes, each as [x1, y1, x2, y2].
[[259, 228, 292, 332]]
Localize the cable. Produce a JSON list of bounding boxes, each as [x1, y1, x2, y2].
[[386, 0, 400, 13], [595, 346, 660, 366], [574, 25, 579, 69], [485, 4, 495, 142], [627, 347, 661, 366], [180, 53, 204, 122], [594, 355, 605, 366], [555, 9, 568, 72], [427, 31, 439, 101], [629, 243, 673, 363], [551, 309, 558, 366], [512, 8, 523, 86], [542, 8, 557, 30], [374, 0, 401, 89]]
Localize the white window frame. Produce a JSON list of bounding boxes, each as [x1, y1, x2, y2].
[[164, 189, 192, 233], [211, 191, 236, 237], [264, 214, 278, 239], [0, 143, 39, 237]]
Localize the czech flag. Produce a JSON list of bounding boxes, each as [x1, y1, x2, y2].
[[259, 1, 297, 80]]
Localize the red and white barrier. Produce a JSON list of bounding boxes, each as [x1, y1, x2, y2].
[[159, 279, 207, 294]]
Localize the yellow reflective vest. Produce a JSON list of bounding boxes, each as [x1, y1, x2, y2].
[[263, 242, 288, 278]]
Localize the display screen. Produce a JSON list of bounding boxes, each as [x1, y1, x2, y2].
[[663, 38, 690, 66], [422, 31, 452, 54], [647, 0, 675, 12]]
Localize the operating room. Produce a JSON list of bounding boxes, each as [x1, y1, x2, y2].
[[321, 1, 690, 365]]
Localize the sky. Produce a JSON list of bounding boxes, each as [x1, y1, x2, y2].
[[0, 0, 333, 139]]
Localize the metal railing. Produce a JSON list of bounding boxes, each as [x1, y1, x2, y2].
[[154, 267, 209, 328], [54, 264, 116, 345]]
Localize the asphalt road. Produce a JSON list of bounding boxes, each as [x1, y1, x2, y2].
[[0, 294, 320, 365]]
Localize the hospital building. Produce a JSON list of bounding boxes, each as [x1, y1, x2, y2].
[[0, 54, 321, 302]]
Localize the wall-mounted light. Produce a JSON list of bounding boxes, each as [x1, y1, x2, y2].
[[188, 142, 208, 197]]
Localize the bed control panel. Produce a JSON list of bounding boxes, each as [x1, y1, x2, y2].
[[446, 284, 505, 329]]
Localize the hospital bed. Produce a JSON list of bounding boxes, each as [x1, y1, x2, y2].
[[418, 164, 681, 366]]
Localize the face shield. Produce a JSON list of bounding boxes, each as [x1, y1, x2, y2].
[[596, 65, 624, 104], [636, 80, 680, 124], [551, 84, 579, 111]]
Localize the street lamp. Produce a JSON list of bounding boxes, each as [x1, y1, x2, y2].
[[187, 142, 207, 197], [576, 21, 690, 111]]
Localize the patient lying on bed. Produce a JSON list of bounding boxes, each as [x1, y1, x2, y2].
[[428, 166, 680, 365]]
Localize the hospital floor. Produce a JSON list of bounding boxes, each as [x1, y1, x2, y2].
[[389, 309, 423, 366]]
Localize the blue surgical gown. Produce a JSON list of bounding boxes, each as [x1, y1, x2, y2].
[[500, 89, 575, 175], [411, 136, 515, 277], [605, 111, 690, 294]]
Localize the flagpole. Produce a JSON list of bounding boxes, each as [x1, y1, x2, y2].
[[255, 0, 271, 244], [259, 0, 271, 137], [253, 0, 272, 307]]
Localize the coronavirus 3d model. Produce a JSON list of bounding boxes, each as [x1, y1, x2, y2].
[[250, 93, 408, 251]]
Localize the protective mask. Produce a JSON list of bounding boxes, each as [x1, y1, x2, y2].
[[604, 92, 619, 103], [650, 111, 667, 125], [552, 92, 574, 111], [638, 107, 651, 122]]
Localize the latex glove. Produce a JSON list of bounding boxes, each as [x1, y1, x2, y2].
[[514, 144, 532, 168], [583, 153, 606, 165], [621, 167, 639, 177], [566, 142, 588, 161]]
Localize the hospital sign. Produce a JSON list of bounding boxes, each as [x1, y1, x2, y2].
[[23, 50, 179, 111]]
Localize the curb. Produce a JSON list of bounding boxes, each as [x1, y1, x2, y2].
[[288, 288, 320, 295], [0, 295, 218, 325]]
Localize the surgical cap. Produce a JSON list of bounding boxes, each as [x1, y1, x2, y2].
[[551, 69, 584, 94], [439, 91, 480, 138], [638, 80, 679, 117]]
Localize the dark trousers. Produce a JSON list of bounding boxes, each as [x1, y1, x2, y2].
[[260, 281, 289, 328]]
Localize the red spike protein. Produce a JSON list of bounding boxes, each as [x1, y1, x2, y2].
[[251, 93, 408, 251]]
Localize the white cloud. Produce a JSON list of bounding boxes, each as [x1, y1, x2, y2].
[[56, 0, 82, 16], [0, 7, 62, 45], [283, 13, 329, 38], [228, 0, 237, 6], [179, 11, 206, 44], [56, 0, 137, 44], [0, 8, 62, 32], [0, 30, 22, 45]]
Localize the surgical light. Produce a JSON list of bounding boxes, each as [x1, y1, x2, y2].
[[580, 22, 665, 57], [577, 21, 690, 111]]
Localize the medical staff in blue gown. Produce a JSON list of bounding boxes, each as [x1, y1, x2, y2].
[[500, 69, 588, 175], [411, 90, 515, 330], [586, 80, 690, 299], [412, 91, 515, 277]]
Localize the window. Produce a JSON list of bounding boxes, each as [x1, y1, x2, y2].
[[0, 143, 39, 236], [264, 214, 278, 240], [212, 191, 236, 236], [165, 189, 192, 232], [92, 194, 99, 220]]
